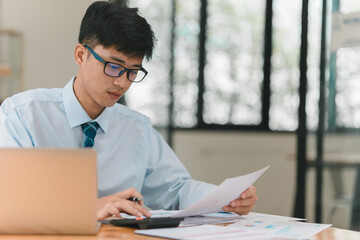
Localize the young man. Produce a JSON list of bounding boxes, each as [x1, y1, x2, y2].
[[0, 0, 257, 220]]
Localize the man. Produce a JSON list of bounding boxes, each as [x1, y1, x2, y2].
[[0, 0, 257, 220]]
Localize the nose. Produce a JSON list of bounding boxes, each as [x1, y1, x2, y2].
[[113, 73, 129, 88]]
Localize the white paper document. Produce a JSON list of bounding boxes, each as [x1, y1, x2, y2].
[[135, 214, 331, 240], [121, 210, 241, 226], [171, 166, 270, 218], [228, 212, 330, 239], [232, 212, 305, 225], [135, 224, 281, 240], [180, 212, 242, 226]]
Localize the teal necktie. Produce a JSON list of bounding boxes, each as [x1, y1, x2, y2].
[[81, 122, 99, 148]]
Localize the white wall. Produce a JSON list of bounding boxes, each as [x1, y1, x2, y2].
[[173, 131, 360, 228], [1, 0, 94, 90], [173, 131, 297, 217], [0, 0, 2, 26]]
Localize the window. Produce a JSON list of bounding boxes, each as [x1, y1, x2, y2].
[[203, 0, 264, 126], [336, 47, 360, 128], [328, 0, 360, 130], [126, 0, 326, 133], [173, 0, 201, 127], [270, 0, 302, 131], [127, 0, 172, 127]]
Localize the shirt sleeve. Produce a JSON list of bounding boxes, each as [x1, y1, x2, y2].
[[140, 127, 217, 210], [0, 98, 33, 147]]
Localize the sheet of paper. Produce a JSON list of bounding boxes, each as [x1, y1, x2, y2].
[[120, 210, 180, 219], [150, 209, 180, 218], [229, 214, 331, 239], [180, 212, 241, 226], [135, 224, 281, 240], [136, 216, 330, 240], [123, 210, 242, 226], [270, 221, 331, 239], [171, 166, 270, 218], [236, 212, 306, 222]]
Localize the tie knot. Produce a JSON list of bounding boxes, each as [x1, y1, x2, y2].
[[81, 122, 100, 148]]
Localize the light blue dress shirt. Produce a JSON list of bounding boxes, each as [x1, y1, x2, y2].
[[0, 77, 216, 210]]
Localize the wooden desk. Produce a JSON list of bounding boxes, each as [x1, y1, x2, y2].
[[0, 224, 358, 240]]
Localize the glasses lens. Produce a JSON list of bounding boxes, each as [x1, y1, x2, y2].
[[128, 69, 146, 82], [105, 63, 125, 77]]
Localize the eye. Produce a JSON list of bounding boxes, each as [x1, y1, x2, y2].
[[105, 63, 125, 76], [129, 69, 139, 75], [108, 63, 121, 70]]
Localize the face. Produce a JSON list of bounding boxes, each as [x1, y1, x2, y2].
[[74, 44, 144, 119]]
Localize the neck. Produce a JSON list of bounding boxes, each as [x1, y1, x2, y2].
[[73, 76, 104, 119]]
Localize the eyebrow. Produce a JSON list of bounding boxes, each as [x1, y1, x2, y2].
[[110, 56, 142, 68]]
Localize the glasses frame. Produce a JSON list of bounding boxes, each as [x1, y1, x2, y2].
[[83, 45, 148, 83]]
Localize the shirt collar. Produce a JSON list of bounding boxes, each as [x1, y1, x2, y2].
[[63, 77, 111, 133]]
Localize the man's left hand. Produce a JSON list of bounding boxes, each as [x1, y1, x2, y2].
[[222, 185, 257, 215]]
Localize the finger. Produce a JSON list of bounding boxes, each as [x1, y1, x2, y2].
[[135, 205, 152, 218], [116, 188, 137, 198], [97, 204, 121, 220], [129, 202, 151, 218], [225, 194, 257, 213], [115, 200, 146, 217], [224, 200, 256, 211], [230, 194, 256, 208], [97, 209, 110, 221], [242, 186, 257, 199], [116, 188, 143, 202], [107, 205, 122, 218], [222, 203, 255, 215], [228, 187, 255, 206]]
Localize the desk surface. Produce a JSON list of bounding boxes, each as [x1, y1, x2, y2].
[[0, 224, 358, 240]]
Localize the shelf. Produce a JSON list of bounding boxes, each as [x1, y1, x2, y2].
[[0, 64, 11, 76]]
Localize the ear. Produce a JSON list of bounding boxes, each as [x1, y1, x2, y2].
[[74, 44, 87, 66]]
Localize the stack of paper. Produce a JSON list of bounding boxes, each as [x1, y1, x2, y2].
[[132, 166, 331, 239], [135, 213, 331, 240], [122, 166, 269, 224], [136, 225, 282, 240], [180, 212, 241, 226], [227, 212, 331, 239]]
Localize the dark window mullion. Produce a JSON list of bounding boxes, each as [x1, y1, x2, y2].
[[294, 0, 309, 219], [167, 0, 177, 147], [196, 0, 207, 127], [261, 0, 273, 131]]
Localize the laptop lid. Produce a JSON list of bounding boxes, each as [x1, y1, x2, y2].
[[0, 148, 98, 235]]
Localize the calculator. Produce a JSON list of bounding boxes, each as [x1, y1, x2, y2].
[[109, 217, 184, 229]]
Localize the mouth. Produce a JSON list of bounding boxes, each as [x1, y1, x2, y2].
[[107, 91, 122, 100]]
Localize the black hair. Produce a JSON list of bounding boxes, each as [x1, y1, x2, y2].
[[78, 0, 155, 60]]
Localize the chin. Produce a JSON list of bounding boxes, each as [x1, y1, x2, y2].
[[105, 102, 117, 108], [98, 95, 121, 108], [110, 98, 123, 106]]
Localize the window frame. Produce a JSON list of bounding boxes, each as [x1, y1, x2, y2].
[[169, 0, 274, 132]]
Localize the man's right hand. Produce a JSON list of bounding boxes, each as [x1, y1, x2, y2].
[[97, 188, 151, 220]]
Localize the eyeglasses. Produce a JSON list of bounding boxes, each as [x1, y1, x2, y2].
[[83, 45, 148, 83]]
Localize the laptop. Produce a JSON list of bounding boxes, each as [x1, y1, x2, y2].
[[0, 148, 99, 235]]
